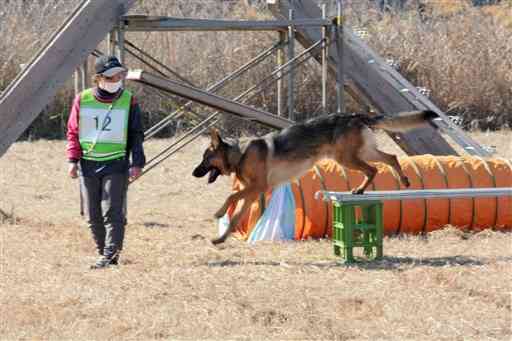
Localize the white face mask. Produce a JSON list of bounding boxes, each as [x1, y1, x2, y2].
[[99, 80, 123, 94]]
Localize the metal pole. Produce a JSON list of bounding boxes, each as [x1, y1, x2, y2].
[[123, 40, 196, 87], [321, 4, 327, 114], [335, 0, 345, 114], [287, 9, 295, 121], [277, 31, 286, 117]]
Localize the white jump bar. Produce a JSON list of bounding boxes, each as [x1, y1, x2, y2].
[[316, 188, 512, 203]]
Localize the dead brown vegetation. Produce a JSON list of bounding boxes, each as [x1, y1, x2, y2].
[[0, 132, 511, 340], [0, 0, 510, 139]]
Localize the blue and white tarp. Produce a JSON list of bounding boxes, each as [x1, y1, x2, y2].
[[218, 183, 296, 244]]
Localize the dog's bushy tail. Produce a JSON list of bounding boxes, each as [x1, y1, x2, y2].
[[371, 110, 437, 132]]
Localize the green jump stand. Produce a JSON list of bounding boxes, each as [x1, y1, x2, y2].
[[332, 200, 383, 263]]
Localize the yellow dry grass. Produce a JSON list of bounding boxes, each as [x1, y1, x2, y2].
[[422, 0, 473, 16], [0, 132, 511, 340], [422, 1, 512, 29]]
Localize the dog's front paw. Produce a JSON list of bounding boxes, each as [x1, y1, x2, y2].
[[211, 237, 226, 245], [214, 209, 225, 219], [351, 187, 365, 195]]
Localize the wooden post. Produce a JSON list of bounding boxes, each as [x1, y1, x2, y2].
[[116, 19, 126, 65], [74, 68, 81, 95], [115, 17, 128, 216], [335, 0, 345, 114], [80, 59, 88, 90], [287, 9, 295, 121], [277, 31, 286, 117], [108, 29, 116, 56], [116, 19, 126, 88], [321, 4, 327, 114]]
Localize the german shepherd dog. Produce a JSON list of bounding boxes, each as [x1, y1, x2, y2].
[[193, 111, 436, 244]]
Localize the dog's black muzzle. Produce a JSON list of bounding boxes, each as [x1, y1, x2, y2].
[[192, 163, 221, 184], [192, 162, 209, 178]]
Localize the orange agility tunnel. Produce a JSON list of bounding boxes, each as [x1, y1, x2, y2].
[[226, 155, 512, 240]]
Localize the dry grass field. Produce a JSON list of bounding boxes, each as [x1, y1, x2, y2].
[[0, 131, 511, 340]]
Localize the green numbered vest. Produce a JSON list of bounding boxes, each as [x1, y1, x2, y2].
[[79, 89, 132, 162]]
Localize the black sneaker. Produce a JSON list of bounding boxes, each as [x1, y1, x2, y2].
[[90, 255, 115, 269], [111, 255, 119, 266]]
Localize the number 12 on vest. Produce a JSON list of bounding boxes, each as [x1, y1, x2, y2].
[[79, 108, 127, 144]]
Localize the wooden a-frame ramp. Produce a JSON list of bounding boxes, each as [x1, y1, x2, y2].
[[0, 0, 137, 159], [268, 0, 489, 156], [0, 0, 490, 162]]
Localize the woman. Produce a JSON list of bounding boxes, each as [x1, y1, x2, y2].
[[66, 55, 145, 269]]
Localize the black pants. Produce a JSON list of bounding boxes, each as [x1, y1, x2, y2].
[[80, 172, 128, 258]]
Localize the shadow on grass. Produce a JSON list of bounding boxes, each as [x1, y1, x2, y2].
[[205, 255, 512, 270], [143, 221, 170, 228], [349, 255, 486, 270]]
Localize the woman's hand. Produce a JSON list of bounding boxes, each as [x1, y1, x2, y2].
[[129, 166, 142, 181], [68, 163, 78, 179]]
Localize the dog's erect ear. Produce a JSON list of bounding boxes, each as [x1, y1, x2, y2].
[[210, 128, 222, 149]]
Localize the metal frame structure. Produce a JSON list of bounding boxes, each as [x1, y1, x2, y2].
[[69, 0, 492, 182], [72, 3, 347, 181]]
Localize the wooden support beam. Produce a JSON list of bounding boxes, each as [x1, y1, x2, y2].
[[108, 29, 116, 56], [116, 19, 126, 87], [287, 9, 295, 120], [126, 70, 293, 130], [334, 0, 345, 114], [80, 60, 88, 90], [277, 32, 286, 116], [321, 4, 327, 114], [122, 16, 331, 32], [74, 68, 81, 96]]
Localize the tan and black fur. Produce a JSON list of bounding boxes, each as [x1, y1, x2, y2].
[[193, 110, 437, 244]]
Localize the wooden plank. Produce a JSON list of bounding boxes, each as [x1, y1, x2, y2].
[[277, 32, 286, 116], [126, 70, 293, 130], [321, 4, 327, 113], [287, 10, 295, 120], [123, 16, 331, 32], [0, 0, 136, 158], [269, 0, 468, 156], [317, 188, 512, 203], [334, 0, 345, 113]]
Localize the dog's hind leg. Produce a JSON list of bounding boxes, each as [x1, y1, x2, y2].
[[339, 153, 377, 194], [357, 128, 410, 188], [377, 150, 409, 187], [360, 147, 410, 188]]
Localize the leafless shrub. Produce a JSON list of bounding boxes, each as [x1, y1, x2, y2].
[[0, 0, 511, 138]]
